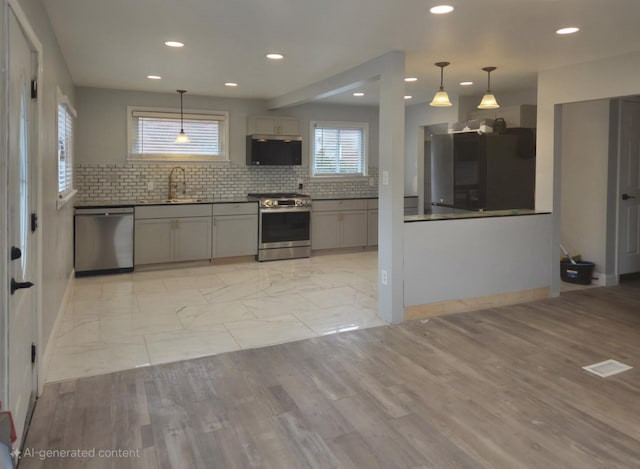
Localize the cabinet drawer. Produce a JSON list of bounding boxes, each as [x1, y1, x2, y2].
[[135, 204, 212, 219], [313, 199, 368, 212], [212, 202, 258, 216]]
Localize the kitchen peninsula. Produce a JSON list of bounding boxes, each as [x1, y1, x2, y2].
[[403, 209, 552, 320]]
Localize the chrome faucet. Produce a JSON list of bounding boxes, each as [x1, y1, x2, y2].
[[168, 166, 186, 200]]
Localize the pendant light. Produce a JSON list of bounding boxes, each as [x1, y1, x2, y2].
[[175, 89, 190, 143], [477, 67, 500, 109], [430, 62, 452, 107]]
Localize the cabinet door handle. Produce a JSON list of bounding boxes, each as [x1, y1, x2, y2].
[[622, 193, 636, 200]]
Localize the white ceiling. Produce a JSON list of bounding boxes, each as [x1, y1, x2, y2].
[[43, 0, 640, 106]]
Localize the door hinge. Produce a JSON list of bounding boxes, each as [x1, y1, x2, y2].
[[31, 80, 37, 99], [31, 212, 38, 232], [31, 344, 37, 364]]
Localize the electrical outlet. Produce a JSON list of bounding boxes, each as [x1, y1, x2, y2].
[[147, 181, 154, 191], [369, 177, 375, 186], [381, 269, 388, 285], [382, 171, 389, 186]]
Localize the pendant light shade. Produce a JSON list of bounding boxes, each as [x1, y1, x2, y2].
[[430, 62, 452, 107], [478, 67, 500, 109], [175, 90, 191, 143]]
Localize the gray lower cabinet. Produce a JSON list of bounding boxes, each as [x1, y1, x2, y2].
[[312, 199, 368, 250], [367, 209, 378, 246], [212, 203, 258, 258], [311, 211, 341, 250], [134, 205, 212, 265], [366, 198, 378, 246]]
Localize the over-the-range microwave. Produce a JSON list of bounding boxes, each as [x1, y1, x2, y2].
[[246, 134, 302, 166]]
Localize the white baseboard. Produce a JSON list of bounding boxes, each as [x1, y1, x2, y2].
[[592, 271, 618, 287], [39, 270, 74, 393]]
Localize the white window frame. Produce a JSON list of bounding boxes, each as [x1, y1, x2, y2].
[[127, 106, 230, 162], [310, 120, 368, 179], [56, 87, 77, 209]]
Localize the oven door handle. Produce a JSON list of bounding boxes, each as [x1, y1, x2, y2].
[[260, 207, 311, 214]]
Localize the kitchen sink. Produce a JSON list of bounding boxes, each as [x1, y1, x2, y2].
[[136, 198, 205, 204], [163, 198, 204, 203]]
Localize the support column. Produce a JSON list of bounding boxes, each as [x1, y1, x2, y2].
[[377, 51, 405, 323]]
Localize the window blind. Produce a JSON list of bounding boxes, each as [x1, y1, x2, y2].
[[313, 124, 365, 176], [58, 103, 73, 194], [131, 110, 223, 156]]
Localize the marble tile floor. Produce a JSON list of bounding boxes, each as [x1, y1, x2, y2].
[[46, 251, 385, 382]]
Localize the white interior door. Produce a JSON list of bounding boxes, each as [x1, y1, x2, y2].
[[617, 99, 640, 275], [7, 7, 38, 447]]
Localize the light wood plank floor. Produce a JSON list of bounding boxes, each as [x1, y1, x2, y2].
[[20, 280, 640, 468]]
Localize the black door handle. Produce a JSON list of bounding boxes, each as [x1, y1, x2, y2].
[[10, 246, 22, 261], [622, 193, 636, 200], [11, 279, 34, 295]]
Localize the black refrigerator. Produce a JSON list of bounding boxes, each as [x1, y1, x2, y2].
[[431, 128, 536, 211]]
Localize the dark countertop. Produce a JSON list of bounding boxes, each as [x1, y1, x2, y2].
[[404, 209, 551, 222], [313, 195, 417, 201], [75, 194, 420, 208], [74, 197, 255, 209]]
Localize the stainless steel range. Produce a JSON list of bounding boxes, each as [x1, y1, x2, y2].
[[247, 192, 312, 261]]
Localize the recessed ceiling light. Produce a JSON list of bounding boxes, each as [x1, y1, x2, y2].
[[460, 81, 473, 86], [224, 82, 238, 87], [404, 77, 418, 82], [266, 53, 284, 60], [165, 41, 184, 48], [147, 75, 162, 80], [430, 5, 454, 14], [404, 95, 413, 100], [556, 27, 580, 35], [353, 92, 365, 97]]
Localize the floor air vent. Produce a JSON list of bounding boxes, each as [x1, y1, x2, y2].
[[582, 359, 633, 378]]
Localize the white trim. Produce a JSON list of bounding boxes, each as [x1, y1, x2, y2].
[[1, 0, 9, 409], [56, 86, 76, 117], [56, 188, 77, 210], [310, 175, 370, 182], [39, 270, 74, 392], [310, 120, 369, 178], [56, 89, 75, 197], [8, 0, 45, 410], [126, 105, 230, 162]]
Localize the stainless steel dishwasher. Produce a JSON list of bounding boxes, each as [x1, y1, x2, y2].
[[74, 207, 134, 276]]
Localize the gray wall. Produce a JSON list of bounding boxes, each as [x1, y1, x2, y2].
[[285, 102, 379, 168], [76, 88, 264, 165], [75, 87, 380, 168], [560, 99, 614, 283], [537, 51, 640, 295]]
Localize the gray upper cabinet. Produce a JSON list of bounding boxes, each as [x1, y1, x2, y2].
[[247, 115, 301, 135]]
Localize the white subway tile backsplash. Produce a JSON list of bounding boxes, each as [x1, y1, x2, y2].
[[75, 163, 379, 202]]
